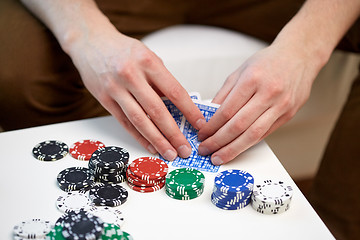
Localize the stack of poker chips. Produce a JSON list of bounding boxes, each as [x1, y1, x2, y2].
[[165, 168, 205, 200], [251, 179, 293, 214], [211, 169, 254, 210], [126, 157, 168, 193], [88, 146, 129, 184]]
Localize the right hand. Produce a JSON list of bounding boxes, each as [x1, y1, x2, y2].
[[67, 25, 206, 161]]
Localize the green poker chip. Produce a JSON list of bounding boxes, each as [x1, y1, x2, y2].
[[165, 168, 205, 201], [101, 223, 133, 240], [45, 224, 66, 240]]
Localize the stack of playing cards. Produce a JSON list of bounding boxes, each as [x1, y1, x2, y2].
[[160, 92, 220, 173]]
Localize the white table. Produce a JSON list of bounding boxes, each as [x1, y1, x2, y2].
[[0, 116, 334, 239]]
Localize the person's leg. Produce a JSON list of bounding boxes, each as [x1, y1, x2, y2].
[[308, 65, 360, 240]]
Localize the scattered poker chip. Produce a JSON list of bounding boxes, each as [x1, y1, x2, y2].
[[32, 140, 68, 161], [165, 168, 205, 200], [89, 183, 128, 207], [88, 206, 125, 227], [70, 140, 105, 161], [13, 219, 53, 239], [56, 192, 94, 213], [57, 167, 95, 192], [128, 157, 168, 181], [251, 179, 293, 215], [101, 223, 133, 240], [62, 210, 104, 240], [90, 146, 129, 170]]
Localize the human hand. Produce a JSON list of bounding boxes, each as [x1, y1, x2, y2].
[[197, 43, 322, 165], [68, 26, 205, 161]]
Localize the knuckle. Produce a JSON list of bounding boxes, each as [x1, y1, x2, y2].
[[167, 84, 183, 101], [231, 119, 246, 133], [147, 104, 164, 122], [247, 126, 264, 142], [128, 111, 146, 127], [220, 108, 234, 122]]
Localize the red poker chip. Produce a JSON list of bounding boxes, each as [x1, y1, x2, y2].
[[70, 140, 105, 161], [126, 168, 162, 186], [126, 169, 165, 187], [128, 157, 168, 181], [127, 180, 165, 193]]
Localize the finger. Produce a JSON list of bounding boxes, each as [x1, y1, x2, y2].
[[147, 60, 206, 130], [130, 80, 193, 158], [197, 76, 256, 141], [114, 89, 180, 161], [210, 108, 278, 165], [198, 93, 269, 155], [211, 69, 241, 105], [100, 96, 157, 155]]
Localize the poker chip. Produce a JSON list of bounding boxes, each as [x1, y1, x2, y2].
[[70, 140, 105, 161], [211, 169, 254, 210], [88, 206, 125, 227], [89, 183, 128, 207], [128, 157, 168, 181], [89, 146, 129, 184], [57, 167, 95, 192], [45, 223, 66, 240], [126, 157, 168, 193], [101, 223, 133, 240], [165, 168, 205, 200], [13, 219, 53, 239], [62, 210, 104, 240], [90, 146, 129, 170], [127, 180, 165, 193], [32, 140, 68, 161], [56, 192, 94, 213], [251, 179, 293, 215]]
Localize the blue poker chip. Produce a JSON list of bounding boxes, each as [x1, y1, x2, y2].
[[89, 146, 129, 170], [32, 140, 68, 161], [211, 193, 251, 210], [214, 169, 254, 194]]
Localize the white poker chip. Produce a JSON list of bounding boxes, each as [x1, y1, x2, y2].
[[13, 219, 53, 239], [56, 191, 94, 213], [251, 179, 293, 215], [88, 206, 125, 227]]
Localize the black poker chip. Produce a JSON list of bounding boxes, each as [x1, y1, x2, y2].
[[62, 210, 104, 240], [89, 146, 129, 170], [57, 167, 95, 192], [89, 183, 128, 207], [32, 140, 68, 161]]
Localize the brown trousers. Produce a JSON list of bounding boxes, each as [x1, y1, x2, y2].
[[0, 0, 359, 239]]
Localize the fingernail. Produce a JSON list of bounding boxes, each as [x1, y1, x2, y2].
[[178, 145, 192, 158], [147, 144, 157, 155], [163, 149, 177, 161], [212, 156, 223, 166], [198, 145, 210, 156], [196, 118, 206, 129]]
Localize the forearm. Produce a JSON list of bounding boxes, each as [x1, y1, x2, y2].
[[20, 0, 117, 56], [273, 0, 360, 69]]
